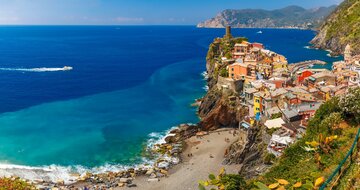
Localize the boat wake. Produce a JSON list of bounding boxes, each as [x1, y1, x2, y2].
[[0, 66, 73, 72]]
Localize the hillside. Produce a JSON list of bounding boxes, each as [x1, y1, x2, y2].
[[199, 87, 360, 190], [197, 5, 336, 29], [311, 0, 360, 55]]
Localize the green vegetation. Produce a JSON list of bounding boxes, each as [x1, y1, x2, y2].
[[199, 87, 360, 190], [199, 168, 247, 190], [260, 87, 360, 189], [0, 177, 35, 190], [317, 0, 360, 54], [219, 67, 229, 77], [270, 112, 282, 119], [263, 153, 276, 165]]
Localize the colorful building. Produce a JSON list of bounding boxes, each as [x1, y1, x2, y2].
[[228, 61, 248, 80], [253, 92, 262, 115]]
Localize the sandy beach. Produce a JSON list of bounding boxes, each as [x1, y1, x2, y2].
[[120, 128, 242, 190]]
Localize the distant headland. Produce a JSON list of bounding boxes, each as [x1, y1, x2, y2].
[[197, 5, 336, 29]]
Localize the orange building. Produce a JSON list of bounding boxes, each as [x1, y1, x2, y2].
[[228, 62, 248, 80], [233, 43, 248, 59]]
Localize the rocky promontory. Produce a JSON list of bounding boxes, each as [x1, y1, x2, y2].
[[197, 5, 336, 29], [311, 0, 360, 55]]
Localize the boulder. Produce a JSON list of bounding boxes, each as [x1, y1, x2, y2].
[[56, 180, 64, 185], [145, 168, 154, 175], [169, 128, 180, 134], [156, 172, 165, 178], [119, 178, 132, 184], [147, 178, 160, 182], [149, 173, 157, 179], [164, 136, 176, 144], [157, 161, 170, 169], [171, 157, 180, 165], [127, 184, 137, 188], [179, 124, 190, 131]]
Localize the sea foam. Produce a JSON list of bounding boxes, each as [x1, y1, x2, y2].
[[0, 125, 185, 185]]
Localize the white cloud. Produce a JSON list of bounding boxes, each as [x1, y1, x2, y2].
[[115, 17, 144, 23]]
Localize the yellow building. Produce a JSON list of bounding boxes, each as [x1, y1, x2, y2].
[[272, 55, 288, 70], [253, 92, 262, 115]]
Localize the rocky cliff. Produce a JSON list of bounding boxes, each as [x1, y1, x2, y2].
[[223, 124, 272, 179], [198, 5, 336, 29], [311, 0, 360, 55], [198, 38, 248, 131]]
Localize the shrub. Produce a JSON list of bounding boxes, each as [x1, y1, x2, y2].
[[219, 67, 229, 77], [263, 153, 276, 165], [0, 178, 35, 190], [339, 87, 360, 124]]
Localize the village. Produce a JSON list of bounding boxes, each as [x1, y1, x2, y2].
[[214, 27, 360, 157]]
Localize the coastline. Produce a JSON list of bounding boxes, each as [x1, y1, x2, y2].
[[196, 26, 314, 30], [0, 57, 206, 189], [72, 128, 241, 190], [0, 124, 242, 189], [0, 27, 346, 189]]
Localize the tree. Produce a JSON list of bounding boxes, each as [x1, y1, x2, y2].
[[339, 87, 360, 124]]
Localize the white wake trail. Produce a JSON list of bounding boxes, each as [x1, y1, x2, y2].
[[0, 66, 73, 72]]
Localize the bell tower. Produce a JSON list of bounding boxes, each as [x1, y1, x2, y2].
[[224, 26, 232, 39]]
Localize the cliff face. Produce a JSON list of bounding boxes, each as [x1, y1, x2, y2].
[[197, 5, 336, 29], [198, 89, 248, 131], [311, 0, 360, 55], [223, 125, 272, 179]]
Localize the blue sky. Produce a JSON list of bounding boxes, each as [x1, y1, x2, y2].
[[0, 0, 343, 25]]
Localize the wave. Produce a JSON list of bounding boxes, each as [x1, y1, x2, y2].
[[0, 66, 73, 72], [201, 71, 208, 80], [0, 162, 154, 185], [203, 85, 209, 92], [0, 125, 185, 185]]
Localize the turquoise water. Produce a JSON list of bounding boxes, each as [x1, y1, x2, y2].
[[0, 58, 204, 167], [0, 27, 342, 173]]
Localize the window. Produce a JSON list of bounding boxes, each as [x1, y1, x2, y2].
[[256, 99, 260, 103], [231, 68, 234, 71], [231, 74, 234, 76], [256, 108, 260, 111]]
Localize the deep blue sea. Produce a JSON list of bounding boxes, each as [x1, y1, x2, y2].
[[0, 26, 342, 178]]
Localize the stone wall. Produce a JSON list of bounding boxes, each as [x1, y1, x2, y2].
[[216, 76, 244, 94]]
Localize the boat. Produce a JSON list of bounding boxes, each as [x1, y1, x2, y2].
[[63, 66, 73, 70], [257, 31, 263, 34]]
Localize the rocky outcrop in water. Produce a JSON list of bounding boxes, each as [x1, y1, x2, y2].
[[311, 0, 360, 55]]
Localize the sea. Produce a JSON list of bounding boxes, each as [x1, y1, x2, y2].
[[0, 26, 342, 182]]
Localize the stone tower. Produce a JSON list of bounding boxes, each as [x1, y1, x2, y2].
[[224, 26, 232, 39], [344, 44, 352, 63]]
